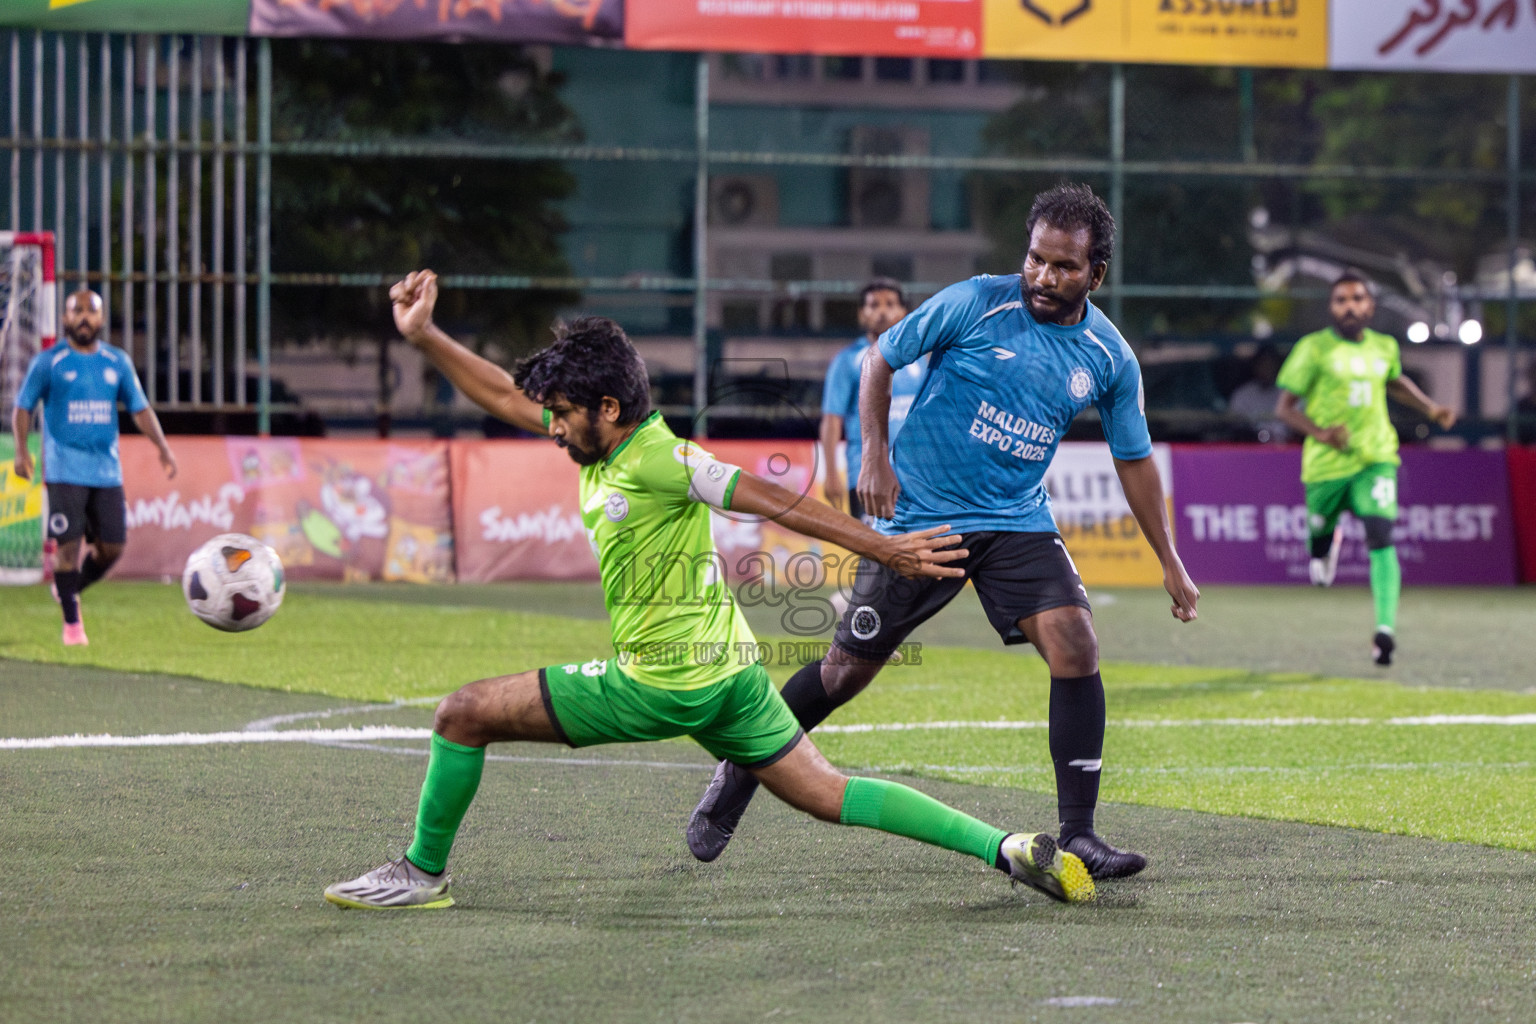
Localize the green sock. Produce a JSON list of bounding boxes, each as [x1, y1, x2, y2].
[[404, 733, 486, 875], [839, 776, 1008, 866], [1369, 546, 1401, 633]]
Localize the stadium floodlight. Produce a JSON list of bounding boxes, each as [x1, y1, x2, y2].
[[1458, 320, 1483, 346], [1406, 321, 1430, 344]]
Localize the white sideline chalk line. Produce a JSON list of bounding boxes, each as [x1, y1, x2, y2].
[[5, 713, 1536, 751]]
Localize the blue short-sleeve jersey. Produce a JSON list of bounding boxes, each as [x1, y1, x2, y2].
[[15, 343, 149, 487], [874, 274, 1151, 535], [821, 337, 928, 489]]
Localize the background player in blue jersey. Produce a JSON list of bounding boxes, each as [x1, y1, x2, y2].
[[818, 278, 924, 520], [691, 183, 1200, 881], [11, 289, 177, 646]]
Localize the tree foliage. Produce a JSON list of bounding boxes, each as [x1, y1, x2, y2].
[[269, 40, 580, 354]]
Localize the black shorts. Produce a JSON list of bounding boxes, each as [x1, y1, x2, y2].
[[45, 484, 127, 545], [832, 531, 1092, 661]]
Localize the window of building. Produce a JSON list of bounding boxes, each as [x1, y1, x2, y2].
[[871, 254, 914, 282], [823, 56, 863, 81], [927, 59, 965, 84], [874, 58, 914, 82], [823, 299, 860, 333], [773, 54, 815, 80], [722, 301, 762, 333], [770, 252, 813, 282]]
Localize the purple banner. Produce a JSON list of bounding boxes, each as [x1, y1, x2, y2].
[[251, 0, 622, 43], [1172, 446, 1517, 585]]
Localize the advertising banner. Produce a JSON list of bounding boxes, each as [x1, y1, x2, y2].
[[115, 436, 455, 583], [983, 0, 1327, 67], [250, 0, 622, 43], [1171, 446, 1517, 585], [1043, 441, 1172, 587], [0, 0, 250, 34], [0, 432, 45, 583], [1506, 446, 1536, 583], [1331, 0, 1536, 73], [625, 0, 983, 57], [450, 439, 595, 583]]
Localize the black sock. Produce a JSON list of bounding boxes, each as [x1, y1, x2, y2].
[[1049, 672, 1105, 841], [1310, 532, 1334, 559], [79, 555, 109, 589], [779, 659, 842, 730], [993, 834, 1016, 873], [55, 570, 83, 625]]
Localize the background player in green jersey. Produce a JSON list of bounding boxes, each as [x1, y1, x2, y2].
[[323, 270, 1096, 910], [1275, 271, 1457, 666]]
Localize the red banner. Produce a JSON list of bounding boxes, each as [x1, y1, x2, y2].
[[117, 436, 455, 583], [450, 439, 596, 583], [1508, 446, 1536, 584], [625, 0, 982, 57]]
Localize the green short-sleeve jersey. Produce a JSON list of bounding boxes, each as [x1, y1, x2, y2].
[[1277, 326, 1402, 483], [578, 412, 753, 690]]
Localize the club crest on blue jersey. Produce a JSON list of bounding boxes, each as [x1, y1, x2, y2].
[[1068, 367, 1092, 401]]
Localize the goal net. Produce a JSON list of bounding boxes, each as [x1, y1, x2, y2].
[[0, 231, 55, 584]]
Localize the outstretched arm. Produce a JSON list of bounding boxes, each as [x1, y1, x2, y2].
[[1387, 375, 1456, 430], [818, 414, 846, 513], [131, 407, 178, 479], [855, 350, 898, 518], [11, 407, 35, 480], [391, 270, 547, 434], [1113, 455, 1198, 622], [727, 471, 965, 580]]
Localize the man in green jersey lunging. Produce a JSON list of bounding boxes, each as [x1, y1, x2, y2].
[[324, 270, 1095, 910], [1274, 271, 1457, 666]]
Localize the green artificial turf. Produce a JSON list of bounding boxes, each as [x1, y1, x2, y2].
[[4, 581, 1532, 850]]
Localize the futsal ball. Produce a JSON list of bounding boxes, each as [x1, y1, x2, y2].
[[182, 533, 285, 632]]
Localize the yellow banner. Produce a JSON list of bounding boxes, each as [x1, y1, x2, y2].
[[984, 0, 1328, 68]]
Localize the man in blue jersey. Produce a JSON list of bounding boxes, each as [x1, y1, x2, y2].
[[11, 289, 177, 646], [690, 183, 1200, 881], [819, 279, 925, 520]]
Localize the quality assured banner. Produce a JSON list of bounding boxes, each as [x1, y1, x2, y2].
[[1331, 0, 1536, 73], [983, 0, 1327, 67], [1171, 446, 1517, 585], [250, 0, 622, 43], [0, 0, 250, 34], [625, 0, 983, 57], [115, 436, 455, 583], [1044, 441, 1173, 587]]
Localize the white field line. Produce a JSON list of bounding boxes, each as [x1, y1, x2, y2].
[[818, 714, 1536, 732], [885, 760, 1536, 776], [4, 713, 1536, 751]]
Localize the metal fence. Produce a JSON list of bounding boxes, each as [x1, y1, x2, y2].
[[2, 35, 1532, 438]]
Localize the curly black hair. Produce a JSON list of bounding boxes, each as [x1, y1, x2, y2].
[[512, 315, 652, 425], [1024, 182, 1116, 268]]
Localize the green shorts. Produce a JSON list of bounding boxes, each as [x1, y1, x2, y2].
[[539, 657, 803, 768], [1305, 463, 1398, 540]]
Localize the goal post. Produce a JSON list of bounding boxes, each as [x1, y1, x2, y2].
[[0, 231, 56, 585]]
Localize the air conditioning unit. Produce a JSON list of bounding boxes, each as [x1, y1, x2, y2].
[[709, 175, 780, 227], [847, 125, 930, 230]]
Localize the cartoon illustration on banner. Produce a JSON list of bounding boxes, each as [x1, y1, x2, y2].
[[119, 437, 453, 583]]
